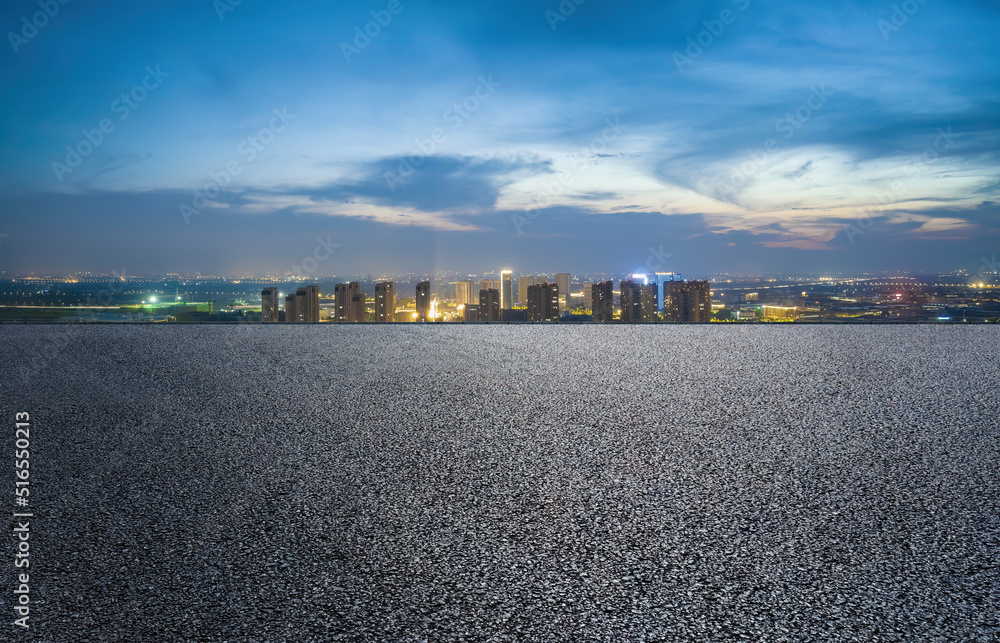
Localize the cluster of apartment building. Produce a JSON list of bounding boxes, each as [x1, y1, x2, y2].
[[262, 282, 396, 323], [261, 271, 711, 323], [262, 285, 320, 323]]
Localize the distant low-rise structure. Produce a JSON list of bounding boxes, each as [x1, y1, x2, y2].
[[762, 305, 799, 321]]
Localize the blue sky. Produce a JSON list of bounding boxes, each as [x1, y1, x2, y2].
[[0, 0, 998, 276]]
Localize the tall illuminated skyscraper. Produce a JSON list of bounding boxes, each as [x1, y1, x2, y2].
[[261, 287, 280, 323], [619, 279, 657, 322], [591, 281, 613, 322], [527, 282, 559, 322], [348, 282, 364, 322], [333, 282, 362, 322], [640, 283, 658, 321], [663, 280, 711, 322], [517, 275, 532, 306], [455, 280, 476, 305], [554, 273, 570, 310], [375, 281, 394, 322], [299, 285, 320, 323], [654, 272, 683, 311], [415, 281, 431, 321], [620, 280, 643, 323], [334, 283, 349, 322], [479, 288, 500, 322], [500, 270, 513, 310]]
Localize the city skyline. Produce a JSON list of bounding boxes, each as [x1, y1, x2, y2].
[[1, 1, 998, 276], [2, 4, 998, 639]]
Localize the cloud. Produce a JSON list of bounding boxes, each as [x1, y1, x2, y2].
[[280, 154, 552, 215], [784, 160, 814, 181], [1, 0, 999, 274]]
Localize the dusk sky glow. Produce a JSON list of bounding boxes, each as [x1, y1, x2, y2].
[[1, 0, 998, 275]]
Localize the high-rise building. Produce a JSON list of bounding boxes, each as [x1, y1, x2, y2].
[[349, 282, 364, 322], [479, 279, 496, 293], [334, 283, 349, 322], [333, 282, 363, 322], [654, 272, 683, 311], [455, 280, 476, 305], [292, 288, 307, 322], [620, 280, 643, 323], [527, 283, 559, 322], [463, 305, 481, 322], [284, 294, 298, 323], [534, 275, 548, 286], [479, 288, 500, 322], [591, 281, 613, 322], [554, 273, 570, 310], [640, 283, 658, 321], [500, 270, 513, 310], [619, 280, 657, 323], [296, 285, 320, 323], [517, 275, 532, 306], [375, 281, 395, 322], [261, 287, 280, 323], [663, 280, 712, 322], [416, 281, 431, 321]]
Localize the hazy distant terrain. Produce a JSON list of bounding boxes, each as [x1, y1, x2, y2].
[[3, 326, 998, 641]]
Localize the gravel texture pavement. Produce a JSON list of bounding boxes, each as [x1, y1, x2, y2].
[[1, 325, 998, 642]]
